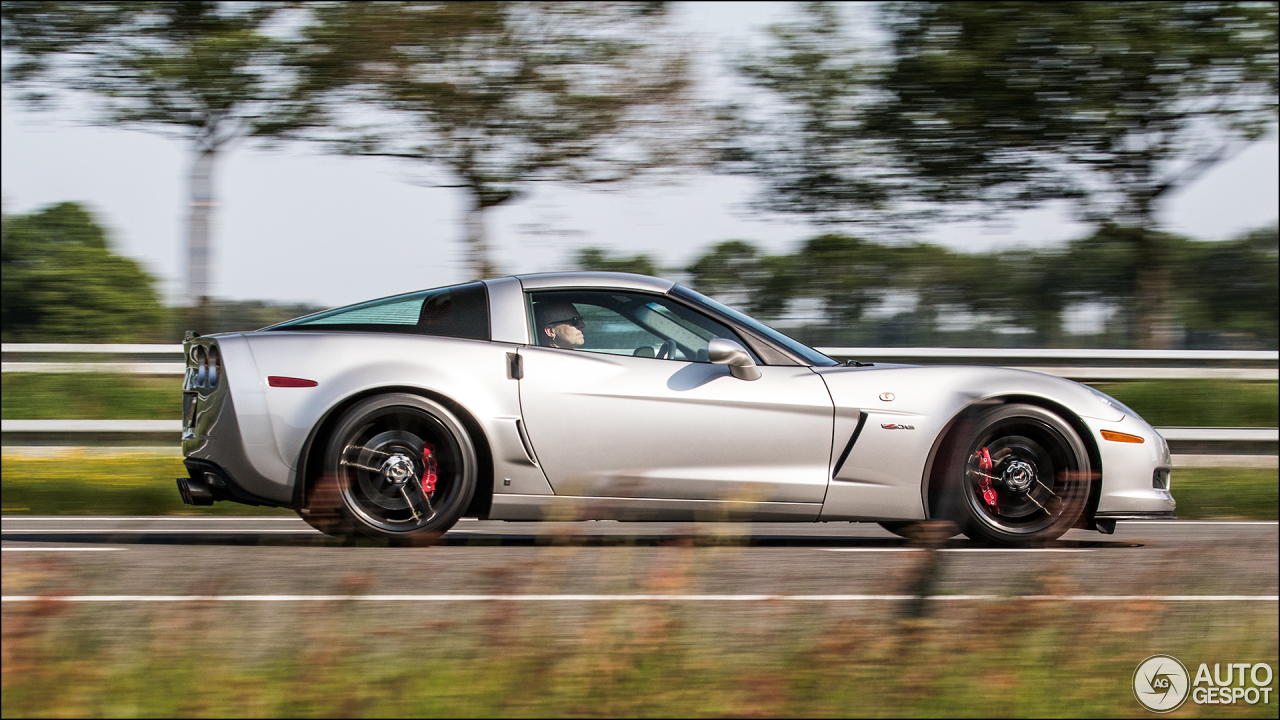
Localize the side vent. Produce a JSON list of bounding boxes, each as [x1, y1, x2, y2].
[[831, 412, 868, 480]]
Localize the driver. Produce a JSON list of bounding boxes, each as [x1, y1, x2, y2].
[[534, 301, 586, 350]]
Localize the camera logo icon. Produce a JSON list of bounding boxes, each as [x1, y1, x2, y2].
[[1134, 655, 1190, 713]]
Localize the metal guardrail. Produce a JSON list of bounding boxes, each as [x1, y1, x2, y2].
[[816, 347, 1279, 381], [4, 344, 1276, 381]]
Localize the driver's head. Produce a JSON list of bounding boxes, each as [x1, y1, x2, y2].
[[535, 301, 585, 349]]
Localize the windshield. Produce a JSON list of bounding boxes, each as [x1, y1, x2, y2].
[[671, 285, 838, 367]]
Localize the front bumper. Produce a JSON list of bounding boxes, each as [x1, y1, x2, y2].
[[1089, 414, 1177, 516]]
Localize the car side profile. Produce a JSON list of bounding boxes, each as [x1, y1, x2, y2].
[[178, 272, 1175, 546]]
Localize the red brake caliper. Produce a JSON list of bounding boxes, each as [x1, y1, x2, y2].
[[421, 445, 438, 497], [976, 447, 998, 508]]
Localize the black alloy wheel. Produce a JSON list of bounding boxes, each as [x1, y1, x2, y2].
[[946, 404, 1091, 547], [307, 394, 477, 542]]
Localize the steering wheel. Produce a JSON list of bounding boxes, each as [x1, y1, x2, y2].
[[656, 340, 675, 360]]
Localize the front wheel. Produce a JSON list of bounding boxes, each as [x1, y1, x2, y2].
[[306, 393, 477, 542], [943, 404, 1091, 547]]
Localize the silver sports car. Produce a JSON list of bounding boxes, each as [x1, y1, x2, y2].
[[178, 272, 1174, 545]]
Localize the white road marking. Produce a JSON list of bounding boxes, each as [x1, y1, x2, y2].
[[825, 548, 1098, 553], [1, 529, 318, 534], [1, 516, 304, 522], [2, 547, 123, 552], [1120, 520, 1278, 525], [1, 594, 1274, 603]]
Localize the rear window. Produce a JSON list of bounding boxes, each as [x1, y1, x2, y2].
[[268, 282, 490, 340]]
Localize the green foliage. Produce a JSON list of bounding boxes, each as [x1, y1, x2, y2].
[[1174, 225, 1280, 344], [2, 374, 181, 420], [874, 1, 1279, 221], [1, 203, 165, 342], [683, 224, 1278, 348], [575, 247, 661, 277], [728, 2, 1277, 348], [184, 299, 330, 337]]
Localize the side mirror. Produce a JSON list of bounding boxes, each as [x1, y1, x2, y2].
[[708, 338, 761, 381]]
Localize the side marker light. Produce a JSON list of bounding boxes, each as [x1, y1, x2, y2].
[[1100, 430, 1144, 444], [268, 376, 318, 388]]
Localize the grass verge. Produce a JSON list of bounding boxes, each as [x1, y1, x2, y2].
[[1, 453, 1274, 520], [0, 453, 293, 516], [2, 591, 1276, 717]]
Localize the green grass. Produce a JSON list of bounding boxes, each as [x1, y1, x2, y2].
[[1, 373, 181, 420], [1, 453, 1274, 520], [1171, 468, 1279, 520], [0, 453, 293, 516], [1090, 380, 1278, 427]]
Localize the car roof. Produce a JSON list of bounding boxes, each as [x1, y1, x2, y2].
[[512, 271, 675, 294]]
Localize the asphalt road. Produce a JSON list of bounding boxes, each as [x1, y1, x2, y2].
[[2, 517, 1276, 601]]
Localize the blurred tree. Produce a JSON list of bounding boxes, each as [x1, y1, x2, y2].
[[871, 1, 1279, 347], [1, 1, 304, 322], [1176, 225, 1279, 345], [791, 234, 890, 326], [292, 2, 700, 279], [2, 202, 165, 342], [725, 3, 898, 225], [966, 249, 1070, 346], [684, 241, 799, 319], [574, 247, 660, 277]]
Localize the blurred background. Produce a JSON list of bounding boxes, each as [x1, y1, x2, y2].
[[2, 5, 1276, 717], [2, 1, 1275, 350]]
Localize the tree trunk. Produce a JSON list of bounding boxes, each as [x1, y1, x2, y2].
[[464, 195, 499, 280], [1132, 228, 1177, 350], [186, 147, 218, 318]]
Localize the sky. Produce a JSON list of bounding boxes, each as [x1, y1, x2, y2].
[[2, 2, 1277, 309]]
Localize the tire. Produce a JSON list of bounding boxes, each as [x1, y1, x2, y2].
[[303, 393, 477, 543], [939, 404, 1091, 547]]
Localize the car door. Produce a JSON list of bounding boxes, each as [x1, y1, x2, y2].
[[517, 289, 834, 505]]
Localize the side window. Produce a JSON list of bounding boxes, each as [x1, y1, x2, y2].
[[527, 290, 753, 362], [271, 282, 489, 340]]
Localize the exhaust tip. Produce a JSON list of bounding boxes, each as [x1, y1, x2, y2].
[[176, 476, 215, 506]]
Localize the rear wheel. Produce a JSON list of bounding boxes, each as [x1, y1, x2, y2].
[[303, 393, 477, 543], [942, 404, 1090, 547]]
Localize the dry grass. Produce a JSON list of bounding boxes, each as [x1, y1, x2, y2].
[[2, 552, 1276, 718]]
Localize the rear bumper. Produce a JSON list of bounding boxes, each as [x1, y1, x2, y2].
[[183, 335, 296, 505], [179, 458, 285, 508]]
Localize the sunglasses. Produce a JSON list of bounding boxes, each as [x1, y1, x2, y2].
[[548, 316, 585, 329]]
